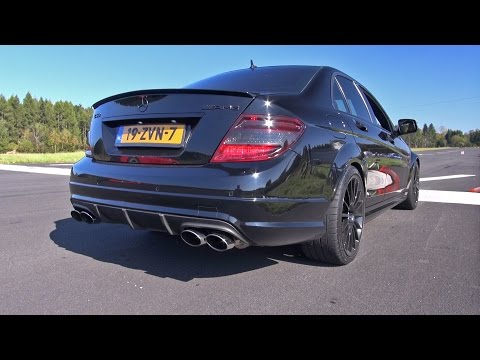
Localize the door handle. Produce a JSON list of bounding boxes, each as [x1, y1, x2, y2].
[[355, 121, 368, 132], [380, 132, 395, 144]]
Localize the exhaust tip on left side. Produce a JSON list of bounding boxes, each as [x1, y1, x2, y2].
[[71, 210, 82, 222]]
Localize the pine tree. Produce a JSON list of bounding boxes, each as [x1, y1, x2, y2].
[[0, 119, 9, 152], [0, 95, 7, 121], [23, 92, 40, 129], [7, 95, 24, 142]]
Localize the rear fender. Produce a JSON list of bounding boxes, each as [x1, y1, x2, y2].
[[407, 152, 420, 184], [331, 141, 364, 196]]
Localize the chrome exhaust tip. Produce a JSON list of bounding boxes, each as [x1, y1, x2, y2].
[[180, 229, 207, 247], [71, 210, 82, 222], [205, 233, 235, 252], [80, 211, 96, 224]]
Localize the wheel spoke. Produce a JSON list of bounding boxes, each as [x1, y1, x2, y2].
[[352, 199, 364, 214], [346, 226, 351, 252], [354, 216, 364, 239], [354, 216, 364, 230], [342, 223, 349, 248], [353, 178, 358, 204], [413, 169, 419, 200], [349, 227, 355, 252], [358, 200, 365, 213], [346, 182, 352, 207], [341, 174, 365, 256]]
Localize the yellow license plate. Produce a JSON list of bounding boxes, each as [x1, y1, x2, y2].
[[116, 124, 185, 147]]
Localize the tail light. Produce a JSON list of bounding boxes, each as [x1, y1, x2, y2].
[[85, 146, 92, 158], [85, 130, 92, 157], [210, 115, 305, 162]]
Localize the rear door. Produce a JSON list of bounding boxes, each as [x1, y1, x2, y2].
[[357, 86, 411, 202], [334, 75, 407, 208]]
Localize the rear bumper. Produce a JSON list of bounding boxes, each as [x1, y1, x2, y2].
[[70, 155, 332, 246]]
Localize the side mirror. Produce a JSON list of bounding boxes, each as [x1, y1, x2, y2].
[[397, 119, 418, 135]]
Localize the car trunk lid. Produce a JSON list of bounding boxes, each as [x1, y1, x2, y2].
[[90, 90, 255, 165]]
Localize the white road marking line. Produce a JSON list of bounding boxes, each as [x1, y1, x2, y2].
[[420, 174, 476, 182], [0, 164, 70, 176], [417, 150, 462, 156], [46, 163, 74, 166], [419, 190, 480, 206]]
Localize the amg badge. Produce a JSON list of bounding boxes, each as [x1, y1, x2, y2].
[[202, 105, 240, 110]]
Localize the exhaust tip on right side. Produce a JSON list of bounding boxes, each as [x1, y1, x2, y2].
[[205, 233, 235, 252], [80, 211, 96, 224]]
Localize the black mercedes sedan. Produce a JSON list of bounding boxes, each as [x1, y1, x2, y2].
[[69, 65, 419, 265]]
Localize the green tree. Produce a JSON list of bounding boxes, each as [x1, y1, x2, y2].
[[0, 95, 7, 121], [422, 123, 428, 136], [75, 105, 92, 148], [445, 129, 463, 145], [0, 96, 12, 150], [46, 128, 62, 153], [402, 128, 423, 148], [22, 92, 40, 130], [0, 119, 9, 152], [1, 92, 94, 153], [53, 101, 63, 131], [435, 133, 447, 147], [38, 97, 55, 126], [7, 95, 23, 142], [53, 101, 77, 132], [450, 135, 466, 147], [30, 122, 47, 152], [59, 128, 80, 151], [427, 123, 436, 147], [468, 129, 480, 146], [17, 129, 34, 152]]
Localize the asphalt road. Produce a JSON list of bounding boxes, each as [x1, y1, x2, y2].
[[0, 149, 479, 314]]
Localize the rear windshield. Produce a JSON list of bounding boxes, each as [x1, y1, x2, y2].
[[185, 66, 320, 94]]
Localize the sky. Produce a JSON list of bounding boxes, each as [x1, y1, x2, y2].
[[0, 45, 478, 132]]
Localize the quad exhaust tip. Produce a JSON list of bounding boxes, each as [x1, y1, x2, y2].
[[205, 233, 235, 252], [71, 210, 82, 222], [71, 209, 98, 224], [80, 211, 96, 224], [180, 229, 207, 247], [181, 229, 236, 251]]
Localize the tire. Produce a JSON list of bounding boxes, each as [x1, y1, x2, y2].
[[395, 163, 419, 210], [302, 165, 365, 265]]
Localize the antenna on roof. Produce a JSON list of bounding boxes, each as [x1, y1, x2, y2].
[[250, 59, 257, 70]]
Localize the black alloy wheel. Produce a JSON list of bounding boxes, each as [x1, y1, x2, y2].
[[302, 166, 365, 265]]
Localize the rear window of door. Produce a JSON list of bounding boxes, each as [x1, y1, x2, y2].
[[336, 76, 372, 123]]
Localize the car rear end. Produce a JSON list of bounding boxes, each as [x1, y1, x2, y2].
[[70, 66, 332, 249]]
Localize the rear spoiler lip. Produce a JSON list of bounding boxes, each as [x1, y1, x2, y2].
[[92, 88, 256, 109]]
